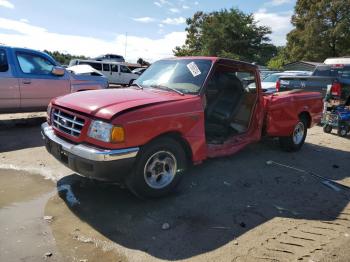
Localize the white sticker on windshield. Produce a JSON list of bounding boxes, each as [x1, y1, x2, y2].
[[187, 62, 201, 77]]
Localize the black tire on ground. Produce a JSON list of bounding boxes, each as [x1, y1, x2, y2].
[[126, 137, 188, 198], [323, 124, 333, 133], [129, 79, 135, 86], [279, 116, 308, 152], [337, 126, 348, 137]]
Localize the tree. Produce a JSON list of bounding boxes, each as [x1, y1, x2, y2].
[[173, 8, 277, 65], [267, 47, 289, 70], [137, 58, 150, 66], [44, 50, 89, 65], [286, 0, 350, 62]]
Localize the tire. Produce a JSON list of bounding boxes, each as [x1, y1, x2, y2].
[[129, 79, 135, 86], [323, 124, 332, 133], [279, 117, 308, 152], [126, 137, 188, 198], [337, 126, 348, 137]]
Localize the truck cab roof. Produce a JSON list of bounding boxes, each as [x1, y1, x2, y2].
[[324, 57, 350, 65]]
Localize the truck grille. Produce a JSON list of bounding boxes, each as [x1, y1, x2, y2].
[[52, 109, 85, 137]]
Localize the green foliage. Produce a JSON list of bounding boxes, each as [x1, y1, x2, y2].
[[44, 50, 89, 66], [173, 8, 277, 65], [286, 0, 350, 61], [267, 47, 289, 70], [137, 58, 151, 66]]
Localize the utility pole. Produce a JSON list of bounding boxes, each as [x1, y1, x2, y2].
[[124, 32, 128, 60]]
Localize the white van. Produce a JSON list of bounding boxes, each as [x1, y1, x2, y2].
[[69, 59, 139, 85]]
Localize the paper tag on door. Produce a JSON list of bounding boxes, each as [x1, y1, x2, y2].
[[187, 62, 201, 77]]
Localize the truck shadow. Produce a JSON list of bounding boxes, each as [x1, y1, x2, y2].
[[55, 141, 350, 260]]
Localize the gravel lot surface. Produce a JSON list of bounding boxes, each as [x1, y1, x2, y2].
[[0, 115, 349, 262]]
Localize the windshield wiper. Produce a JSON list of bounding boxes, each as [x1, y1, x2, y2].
[[150, 84, 184, 96], [130, 83, 143, 90]]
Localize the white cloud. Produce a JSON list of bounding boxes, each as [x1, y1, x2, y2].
[[19, 18, 29, 23], [0, 18, 47, 35], [267, 0, 293, 6], [169, 7, 180, 13], [194, 1, 199, 5], [0, 0, 14, 9], [158, 23, 164, 28], [132, 17, 156, 23], [0, 17, 186, 63], [160, 0, 172, 5], [162, 17, 186, 25], [182, 5, 190, 9], [254, 9, 293, 46], [155, 0, 172, 7]]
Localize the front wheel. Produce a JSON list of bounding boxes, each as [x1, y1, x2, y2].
[[323, 124, 332, 133], [126, 137, 188, 198], [279, 117, 307, 152]]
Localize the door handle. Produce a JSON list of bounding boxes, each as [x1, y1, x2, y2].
[[22, 79, 31, 84]]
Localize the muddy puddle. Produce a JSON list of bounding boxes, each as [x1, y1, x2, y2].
[[0, 169, 62, 261], [0, 168, 126, 262], [0, 169, 54, 208], [45, 176, 129, 262]]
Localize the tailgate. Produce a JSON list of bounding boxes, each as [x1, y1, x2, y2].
[[279, 76, 332, 95]]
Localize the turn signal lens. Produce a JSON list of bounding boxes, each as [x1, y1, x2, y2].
[[111, 126, 125, 143]]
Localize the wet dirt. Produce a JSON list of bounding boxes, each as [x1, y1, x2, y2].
[[0, 169, 53, 208], [1, 123, 350, 261], [0, 169, 62, 262]]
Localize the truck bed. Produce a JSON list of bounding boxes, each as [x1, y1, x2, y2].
[[263, 91, 323, 137]]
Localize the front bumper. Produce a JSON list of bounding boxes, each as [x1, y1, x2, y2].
[[41, 122, 139, 181]]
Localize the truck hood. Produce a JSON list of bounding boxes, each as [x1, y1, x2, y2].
[[54, 88, 193, 120]]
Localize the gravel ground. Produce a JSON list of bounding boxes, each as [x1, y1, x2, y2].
[[0, 115, 349, 262]]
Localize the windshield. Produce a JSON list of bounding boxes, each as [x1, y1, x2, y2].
[[263, 74, 281, 82], [135, 59, 213, 94]]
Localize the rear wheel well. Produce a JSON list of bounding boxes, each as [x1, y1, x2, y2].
[[146, 132, 193, 163], [299, 111, 311, 128]]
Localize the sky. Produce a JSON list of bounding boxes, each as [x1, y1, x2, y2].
[[0, 0, 296, 63]]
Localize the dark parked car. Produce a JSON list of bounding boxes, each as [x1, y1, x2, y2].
[[278, 64, 350, 105], [94, 54, 125, 63]]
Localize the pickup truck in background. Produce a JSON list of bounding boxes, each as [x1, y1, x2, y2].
[[0, 46, 108, 113], [278, 64, 350, 107], [42, 57, 323, 198]]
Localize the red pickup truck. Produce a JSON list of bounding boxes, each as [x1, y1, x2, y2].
[[42, 57, 323, 197]]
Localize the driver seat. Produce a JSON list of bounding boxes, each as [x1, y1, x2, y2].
[[206, 73, 245, 126]]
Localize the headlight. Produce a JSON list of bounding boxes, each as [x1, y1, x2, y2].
[[88, 120, 125, 143]]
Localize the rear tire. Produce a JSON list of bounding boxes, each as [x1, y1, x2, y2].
[[279, 117, 308, 152], [337, 126, 348, 137], [126, 137, 188, 198], [323, 124, 332, 133]]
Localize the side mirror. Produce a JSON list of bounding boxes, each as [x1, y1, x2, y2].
[[51, 66, 65, 76]]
